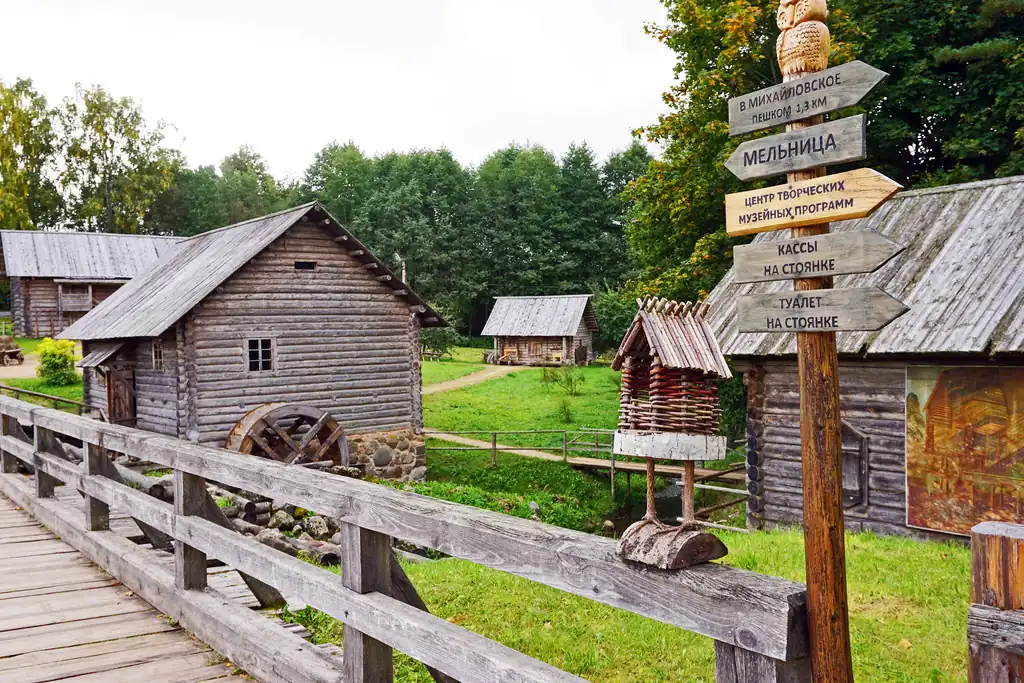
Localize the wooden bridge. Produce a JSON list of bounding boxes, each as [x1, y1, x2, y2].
[[0, 395, 814, 682]]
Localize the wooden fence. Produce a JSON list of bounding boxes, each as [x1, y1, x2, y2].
[[968, 521, 1024, 682], [0, 395, 812, 683], [0, 383, 93, 415]]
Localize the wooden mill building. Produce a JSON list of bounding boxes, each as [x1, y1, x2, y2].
[[1, 230, 180, 337], [481, 295, 598, 365], [60, 203, 443, 480], [704, 175, 1024, 540]]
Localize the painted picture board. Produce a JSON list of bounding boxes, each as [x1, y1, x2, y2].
[[906, 366, 1024, 536]]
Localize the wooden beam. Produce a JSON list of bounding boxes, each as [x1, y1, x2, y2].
[[349, 249, 366, 257], [83, 441, 109, 531], [969, 605, 1024, 658], [969, 522, 1024, 680], [377, 275, 393, 282], [363, 263, 379, 270], [174, 470, 207, 590], [341, 523, 394, 683]]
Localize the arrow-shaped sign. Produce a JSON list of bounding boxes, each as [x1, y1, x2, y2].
[[736, 287, 908, 333], [725, 115, 866, 182], [726, 168, 902, 237], [734, 230, 905, 284], [729, 61, 888, 137]]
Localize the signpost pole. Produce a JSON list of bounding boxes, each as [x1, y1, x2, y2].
[[782, 18, 855, 683]]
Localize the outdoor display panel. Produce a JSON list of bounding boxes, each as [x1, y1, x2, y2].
[[906, 365, 1024, 535]]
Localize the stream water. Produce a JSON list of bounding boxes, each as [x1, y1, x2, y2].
[[606, 479, 685, 534]]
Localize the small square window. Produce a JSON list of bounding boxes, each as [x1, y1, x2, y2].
[[294, 261, 316, 271], [247, 339, 273, 372], [152, 340, 165, 371]]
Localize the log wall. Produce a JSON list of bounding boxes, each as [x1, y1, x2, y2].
[[186, 222, 420, 445], [744, 358, 955, 540], [10, 279, 126, 337], [133, 333, 180, 438], [497, 336, 568, 365]]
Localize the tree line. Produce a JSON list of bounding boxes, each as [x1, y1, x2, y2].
[[0, 78, 650, 335]]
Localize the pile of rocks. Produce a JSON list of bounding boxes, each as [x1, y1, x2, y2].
[[347, 430, 426, 483]]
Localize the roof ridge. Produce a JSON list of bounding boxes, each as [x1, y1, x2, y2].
[[491, 294, 592, 300], [179, 202, 319, 242], [0, 230, 183, 239]]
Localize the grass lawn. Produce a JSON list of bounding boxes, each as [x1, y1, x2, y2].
[[287, 528, 970, 682], [424, 366, 621, 449], [14, 338, 43, 355], [421, 346, 488, 386], [4, 376, 85, 404]]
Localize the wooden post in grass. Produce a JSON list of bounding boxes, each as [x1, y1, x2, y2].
[[968, 522, 1024, 681], [562, 431, 568, 462], [778, 1, 854, 680], [490, 432, 497, 468]]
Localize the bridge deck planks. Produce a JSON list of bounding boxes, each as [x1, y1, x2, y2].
[[0, 493, 251, 682]]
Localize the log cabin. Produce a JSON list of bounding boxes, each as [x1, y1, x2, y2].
[[481, 295, 598, 365], [1, 230, 180, 337], [703, 175, 1024, 540], [59, 203, 444, 482]]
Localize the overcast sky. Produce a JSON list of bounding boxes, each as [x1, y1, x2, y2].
[[0, 0, 676, 180]]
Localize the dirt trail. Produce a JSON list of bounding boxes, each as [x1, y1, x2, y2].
[[422, 364, 523, 395]]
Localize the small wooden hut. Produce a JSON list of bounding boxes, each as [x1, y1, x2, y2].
[[1, 230, 180, 337], [481, 295, 598, 365], [59, 203, 444, 482], [704, 174, 1024, 540]]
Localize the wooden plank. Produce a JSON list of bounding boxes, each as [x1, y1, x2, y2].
[[18, 403, 808, 661], [725, 169, 902, 237], [724, 115, 866, 181], [969, 604, 1024, 657], [340, 523, 394, 683], [733, 230, 905, 283], [969, 522, 1024, 681], [737, 287, 908, 333], [0, 578, 118, 600], [175, 470, 208, 590], [715, 641, 811, 682], [62, 654, 236, 683], [728, 61, 887, 136], [0, 610, 176, 657], [0, 586, 153, 632], [0, 474, 345, 683], [613, 431, 728, 461], [84, 441, 110, 531], [0, 630, 206, 673], [0, 537, 75, 559]]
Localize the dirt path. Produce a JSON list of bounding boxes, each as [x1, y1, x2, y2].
[[422, 364, 523, 395], [0, 355, 38, 380]]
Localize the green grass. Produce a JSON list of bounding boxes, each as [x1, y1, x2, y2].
[[286, 529, 970, 682], [4, 376, 85, 405], [13, 338, 43, 355], [421, 346, 488, 386], [424, 366, 620, 449]]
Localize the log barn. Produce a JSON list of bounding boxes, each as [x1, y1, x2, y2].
[[703, 175, 1024, 540], [481, 295, 598, 365], [60, 203, 444, 482], [1, 230, 180, 337]]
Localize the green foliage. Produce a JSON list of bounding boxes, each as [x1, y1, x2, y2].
[[420, 306, 465, 358], [717, 374, 747, 444], [555, 398, 576, 424], [0, 78, 61, 230], [590, 286, 639, 351], [218, 145, 290, 223], [59, 85, 177, 233], [35, 337, 78, 386], [5, 377, 84, 408], [553, 366, 585, 397]]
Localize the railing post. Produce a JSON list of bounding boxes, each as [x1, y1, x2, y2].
[[968, 522, 1024, 681], [174, 470, 208, 590], [83, 441, 110, 531], [491, 433, 497, 468], [714, 642, 811, 682], [33, 425, 59, 498], [562, 431, 568, 462], [0, 415, 17, 474], [609, 449, 616, 500], [341, 523, 394, 683]]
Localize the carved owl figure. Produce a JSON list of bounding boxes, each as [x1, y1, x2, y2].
[[776, 0, 830, 76]]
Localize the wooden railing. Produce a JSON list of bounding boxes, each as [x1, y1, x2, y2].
[[968, 522, 1024, 681], [0, 395, 812, 683], [0, 383, 94, 414]]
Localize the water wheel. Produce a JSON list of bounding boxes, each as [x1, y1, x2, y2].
[[224, 402, 348, 465]]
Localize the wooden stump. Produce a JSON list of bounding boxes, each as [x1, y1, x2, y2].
[[616, 521, 728, 570]]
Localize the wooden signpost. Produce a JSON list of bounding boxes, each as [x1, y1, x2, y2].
[[726, 168, 902, 236], [724, 114, 866, 181], [736, 287, 909, 332], [728, 60, 888, 136], [733, 230, 905, 284], [721, 1, 908, 681]]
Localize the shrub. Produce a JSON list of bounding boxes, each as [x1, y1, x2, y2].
[[540, 367, 559, 386], [36, 338, 78, 386], [554, 366, 585, 397], [420, 304, 465, 358], [556, 398, 576, 424]]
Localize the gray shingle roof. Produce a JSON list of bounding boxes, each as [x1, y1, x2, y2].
[[704, 175, 1024, 357], [612, 298, 732, 378], [59, 203, 443, 341], [2, 230, 181, 279], [481, 295, 598, 337]]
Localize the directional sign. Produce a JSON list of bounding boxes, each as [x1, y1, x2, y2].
[[729, 61, 888, 136], [725, 114, 866, 181], [734, 230, 905, 284], [725, 168, 902, 236], [736, 287, 908, 333]]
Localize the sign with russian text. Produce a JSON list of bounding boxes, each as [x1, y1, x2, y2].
[[733, 230, 905, 284], [725, 168, 901, 236], [736, 286, 908, 332], [724, 115, 866, 181], [728, 61, 888, 136]]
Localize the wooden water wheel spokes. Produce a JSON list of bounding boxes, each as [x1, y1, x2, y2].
[[224, 402, 348, 466]]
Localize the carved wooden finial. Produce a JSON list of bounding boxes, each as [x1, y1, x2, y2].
[[776, 0, 830, 76]]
